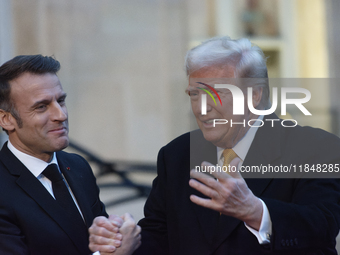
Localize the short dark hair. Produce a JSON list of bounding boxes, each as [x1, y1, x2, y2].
[[0, 55, 60, 127]]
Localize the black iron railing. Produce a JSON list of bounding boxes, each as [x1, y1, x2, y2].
[[68, 140, 156, 207]]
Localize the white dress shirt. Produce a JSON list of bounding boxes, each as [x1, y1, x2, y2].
[[216, 116, 272, 244]]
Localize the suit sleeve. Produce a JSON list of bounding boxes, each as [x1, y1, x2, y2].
[[263, 178, 340, 253], [255, 125, 340, 253], [134, 147, 169, 255], [0, 206, 29, 255]]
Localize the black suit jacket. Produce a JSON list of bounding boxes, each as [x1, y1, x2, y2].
[[0, 143, 107, 255], [136, 115, 340, 255]]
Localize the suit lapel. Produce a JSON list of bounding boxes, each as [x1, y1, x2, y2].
[[0, 144, 88, 254], [189, 131, 245, 251], [189, 130, 222, 247], [57, 155, 93, 228], [243, 113, 282, 195]]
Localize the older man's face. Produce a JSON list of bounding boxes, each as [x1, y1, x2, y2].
[[7, 72, 69, 162], [187, 66, 257, 148]]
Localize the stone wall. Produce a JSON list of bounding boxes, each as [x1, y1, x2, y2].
[[7, 0, 191, 161]]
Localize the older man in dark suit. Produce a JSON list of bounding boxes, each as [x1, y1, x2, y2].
[[90, 37, 340, 254], [0, 55, 140, 255]]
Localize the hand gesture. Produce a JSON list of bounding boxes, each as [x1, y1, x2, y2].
[[189, 159, 263, 230], [89, 214, 123, 253]]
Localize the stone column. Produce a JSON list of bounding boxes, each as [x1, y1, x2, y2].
[[0, 0, 13, 146], [326, 0, 340, 136], [0, 0, 13, 64]]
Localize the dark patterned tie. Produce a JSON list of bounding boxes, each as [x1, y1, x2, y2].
[[42, 164, 85, 225]]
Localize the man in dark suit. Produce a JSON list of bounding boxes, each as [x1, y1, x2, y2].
[[89, 37, 340, 254], [0, 55, 140, 255], [136, 118, 340, 254]]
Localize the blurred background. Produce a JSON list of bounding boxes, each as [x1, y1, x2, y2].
[[1, 0, 340, 249]]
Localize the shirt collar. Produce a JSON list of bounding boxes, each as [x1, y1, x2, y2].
[[217, 115, 264, 162], [7, 140, 58, 178]]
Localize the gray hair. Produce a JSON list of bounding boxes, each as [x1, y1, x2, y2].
[[185, 36, 269, 109]]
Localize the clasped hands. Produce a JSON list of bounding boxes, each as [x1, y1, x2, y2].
[[189, 158, 263, 230], [88, 158, 262, 254], [89, 213, 141, 255]]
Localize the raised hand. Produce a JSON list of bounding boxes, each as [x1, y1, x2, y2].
[[189, 159, 263, 230]]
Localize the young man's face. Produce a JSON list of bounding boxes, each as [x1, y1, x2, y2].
[[7, 72, 69, 162]]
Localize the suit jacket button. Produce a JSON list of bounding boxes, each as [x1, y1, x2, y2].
[[281, 240, 286, 246]]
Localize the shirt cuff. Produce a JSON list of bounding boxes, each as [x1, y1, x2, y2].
[[244, 198, 272, 244]]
